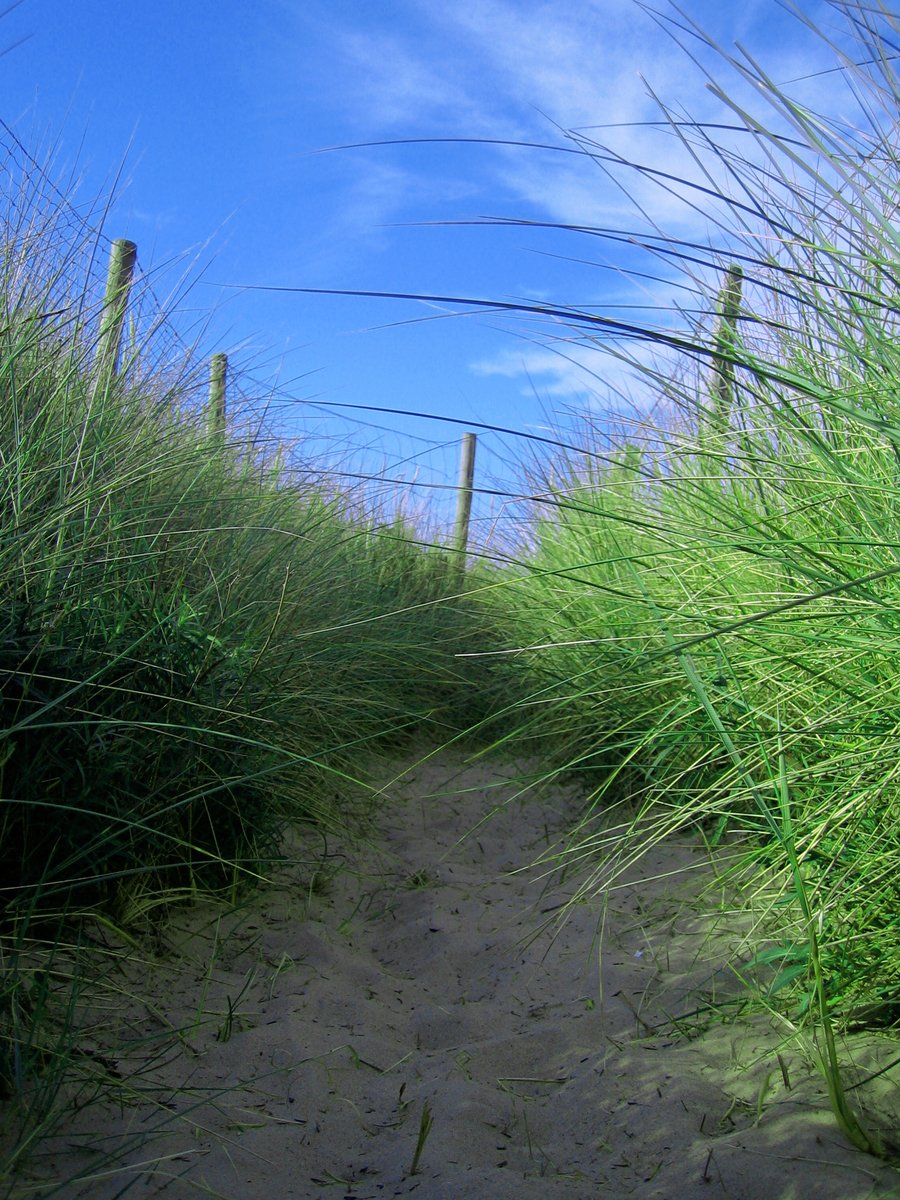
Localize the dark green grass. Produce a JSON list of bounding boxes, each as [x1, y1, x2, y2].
[[0, 189, 505, 1188]]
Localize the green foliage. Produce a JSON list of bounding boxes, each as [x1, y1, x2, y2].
[[475, 0, 900, 1159], [0, 193, 504, 1186], [6, 0, 900, 1183], [0, 303, 494, 917]]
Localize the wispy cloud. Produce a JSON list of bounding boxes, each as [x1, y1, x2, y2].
[[468, 259, 715, 411], [471, 343, 606, 400], [430, 0, 843, 232], [275, 0, 861, 400], [327, 27, 481, 132], [301, 0, 842, 240], [324, 159, 420, 248], [470, 336, 682, 414]]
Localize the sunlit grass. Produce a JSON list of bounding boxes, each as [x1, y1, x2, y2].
[[466, 0, 900, 1159], [4, 0, 900, 1186], [0, 173, 505, 1190]]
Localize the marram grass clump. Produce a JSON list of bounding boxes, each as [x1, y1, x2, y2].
[[0, 207, 503, 1184], [0, 276, 499, 917], [468, 0, 900, 1161]]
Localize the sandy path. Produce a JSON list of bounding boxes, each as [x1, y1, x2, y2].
[[28, 751, 900, 1199]]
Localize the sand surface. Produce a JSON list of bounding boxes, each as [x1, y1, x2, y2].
[[19, 751, 900, 1199]]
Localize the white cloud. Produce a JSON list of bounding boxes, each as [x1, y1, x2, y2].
[[276, 0, 878, 392], [471, 344, 596, 398], [328, 26, 482, 132], [431, 0, 643, 128], [279, 0, 852, 254], [324, 158, 418, 247], [470, 338, 671, 414], [468, 259, 716, 413], [307, 0, 842, 246]]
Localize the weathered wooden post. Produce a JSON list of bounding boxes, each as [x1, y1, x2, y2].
[[452, 432, 476, 581], [710, 263, 743, 428], [96, 238, 137, 391], [208, 352, 227, 440]]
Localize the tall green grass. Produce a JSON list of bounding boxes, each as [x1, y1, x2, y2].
[[0, 177, 503, 1185], [469, 0, 900, 1158], [6, 0, 900, 1181]]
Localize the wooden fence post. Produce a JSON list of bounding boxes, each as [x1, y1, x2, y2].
[[208, 352, 227, 440], [452, 432, 477, 578], [96, 238, 137, 391], [710, 263, 743, 427]]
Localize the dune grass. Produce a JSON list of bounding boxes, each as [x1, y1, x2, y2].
[[463, 0, 900, 1158], [4, 0, 900, 1187], [0, 183, 504, 1189]]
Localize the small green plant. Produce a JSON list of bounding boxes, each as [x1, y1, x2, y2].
[[409, 1099, 434, 1176], [215, 965, 258, 1044], [403, 868, 435, 890]]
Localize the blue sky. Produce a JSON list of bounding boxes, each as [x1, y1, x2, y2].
[[2, 0, 846, 538]]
